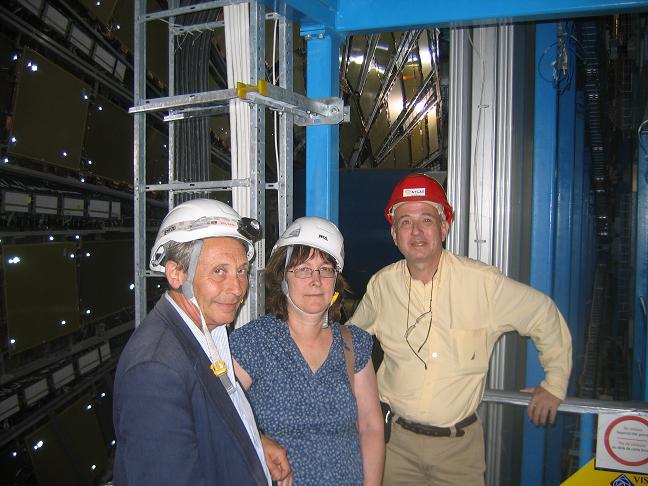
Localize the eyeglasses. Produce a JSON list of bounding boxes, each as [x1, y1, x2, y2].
[[288, 266, 337, 279], [404, 277, 433, 369]]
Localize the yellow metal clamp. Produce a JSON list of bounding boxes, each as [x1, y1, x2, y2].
[[236, 79, 268, 99], [210, 359, 228, 377]]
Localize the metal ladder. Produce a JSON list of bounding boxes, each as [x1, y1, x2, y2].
[[130, 0, 347, 326]]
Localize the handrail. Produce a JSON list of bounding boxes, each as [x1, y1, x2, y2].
[[483, 389, 648, 415]]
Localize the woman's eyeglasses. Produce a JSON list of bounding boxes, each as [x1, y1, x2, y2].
[[288, 266, 337, 279]]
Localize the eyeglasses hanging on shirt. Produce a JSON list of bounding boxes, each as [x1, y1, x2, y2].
[[404, 276, 433, 369]]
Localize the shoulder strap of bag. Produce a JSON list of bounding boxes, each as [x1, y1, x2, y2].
[[339, 325, 355, 396]]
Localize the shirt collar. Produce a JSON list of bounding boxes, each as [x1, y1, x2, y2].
[[400, 250, 445, 288]]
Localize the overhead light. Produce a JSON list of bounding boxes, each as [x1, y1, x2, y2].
[[33, 440, 44, 450], [59, 320, 66, 326], [129, 283, 135, 290], [7, 256, 21, 264]]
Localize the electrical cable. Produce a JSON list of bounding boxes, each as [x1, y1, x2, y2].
[[467, 29, 487, 261], [273, 17, 280, 181]]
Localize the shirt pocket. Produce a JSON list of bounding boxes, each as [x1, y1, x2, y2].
[[451, 328, 489, 374]]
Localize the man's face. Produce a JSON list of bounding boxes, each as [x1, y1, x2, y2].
[[391, 201, 449, 266], [191, 237, 249, 327]]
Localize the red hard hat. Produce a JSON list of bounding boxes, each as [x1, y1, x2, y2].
[[384, 173, 454, 224]]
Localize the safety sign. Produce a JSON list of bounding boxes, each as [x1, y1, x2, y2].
[[596, 413, 648, 474]]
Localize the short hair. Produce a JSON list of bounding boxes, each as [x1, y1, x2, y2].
[[392, 202, 446, 230], [163, 240, 195, 272], [265, 245, 349, 322], [163, 238, 247, 273]]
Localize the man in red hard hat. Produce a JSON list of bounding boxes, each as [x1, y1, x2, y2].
[[350, 173, 572, 485]]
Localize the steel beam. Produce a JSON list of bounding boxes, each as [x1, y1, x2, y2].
[[304, 31, 341, 222], [522, 21, 559, 486], [332, 0, 648, 33], [447, 27, 472, 256], [278, 12, 294, 234], [133, 0, 148, 326], [545, 41, 576, 484], [637, 115, 648, 399]]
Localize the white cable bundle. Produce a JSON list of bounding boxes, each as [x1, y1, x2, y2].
[[224, 3, 253, 325], [224, 3, 251, 216]]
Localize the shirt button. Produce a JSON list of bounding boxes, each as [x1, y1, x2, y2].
[[432, 352, 438, 359]]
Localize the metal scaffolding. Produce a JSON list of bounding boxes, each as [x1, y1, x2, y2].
[[131, 0, 345, 326]]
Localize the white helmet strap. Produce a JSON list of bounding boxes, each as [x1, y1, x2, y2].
[[280, 245, 294, 297], [181, 240, 203, 301], [175, 238, 236, 396]]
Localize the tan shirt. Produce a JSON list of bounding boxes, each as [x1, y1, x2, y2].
[[350, 250, 572, 427]]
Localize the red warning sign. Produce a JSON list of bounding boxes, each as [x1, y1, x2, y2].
[[597, 413, 648, 474]]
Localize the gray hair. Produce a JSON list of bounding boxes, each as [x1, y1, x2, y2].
[[392, 202, 446, 226], [162, 240, 196, 272]]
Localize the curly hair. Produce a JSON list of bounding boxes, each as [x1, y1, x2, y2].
[[265, 245, 349, 322]]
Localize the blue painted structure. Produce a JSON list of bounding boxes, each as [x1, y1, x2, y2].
[[637, 117, 648, 400], [304, 31, 341, 222], [266, 0, 648, 482], [268, 0, 648, 32], [523, 21, 559, 485]]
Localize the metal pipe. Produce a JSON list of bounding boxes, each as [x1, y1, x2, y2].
[[0, 162, 164, 206], [483, 389, 648, 415]]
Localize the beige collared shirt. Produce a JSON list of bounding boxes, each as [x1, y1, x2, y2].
[[350, 250, 572, 427]]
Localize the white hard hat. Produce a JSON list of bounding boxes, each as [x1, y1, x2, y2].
[[271, 216, 344, 271], [149, 199, 260, 272]]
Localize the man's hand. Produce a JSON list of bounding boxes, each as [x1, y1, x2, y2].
[[521, 386, 561, 426], [260, 434, 292, 485]]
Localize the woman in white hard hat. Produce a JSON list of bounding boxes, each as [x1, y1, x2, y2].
[[231, 216, 385, 486]]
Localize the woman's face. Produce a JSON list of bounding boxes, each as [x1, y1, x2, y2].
[[286, 250, 337, 316]]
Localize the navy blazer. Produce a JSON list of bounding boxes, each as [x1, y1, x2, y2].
[[113, 297, 268, 486]]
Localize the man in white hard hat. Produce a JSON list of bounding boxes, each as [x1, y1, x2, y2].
[[350, 173, 572, 485], [113, 199, 291, 486]]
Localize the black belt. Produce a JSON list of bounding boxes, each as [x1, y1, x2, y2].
[[396, 413, 478, 438]]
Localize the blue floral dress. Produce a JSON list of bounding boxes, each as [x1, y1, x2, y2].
[[230, 314, 373, 486]]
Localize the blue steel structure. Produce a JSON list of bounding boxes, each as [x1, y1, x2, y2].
[[304, 32, 341, 222], [263, 0, 648, 483], [638, 115, 648, 400], [524, 21, 560, 485]]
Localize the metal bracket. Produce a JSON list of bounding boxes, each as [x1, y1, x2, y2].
[[238, 80, 348, 126], [144, 179, 250, 192], [131, 81, 349, 127]]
